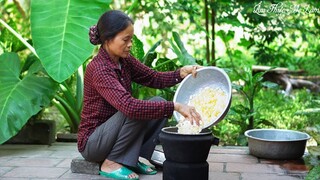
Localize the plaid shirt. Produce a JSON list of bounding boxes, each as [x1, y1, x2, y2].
[[77, 47, 182, 152]]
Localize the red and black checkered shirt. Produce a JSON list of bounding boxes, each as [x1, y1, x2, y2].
[[77, 47, 182, 152]]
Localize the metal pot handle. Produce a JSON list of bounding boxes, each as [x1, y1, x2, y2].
[[212, 137, 220, 146]]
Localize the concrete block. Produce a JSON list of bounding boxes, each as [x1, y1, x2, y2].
[[70, 158, 100, 175], [6, 120, 56, 145], [56, 133, 77, 142]]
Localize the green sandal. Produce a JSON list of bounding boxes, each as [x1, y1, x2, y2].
[[132, 161, 157, 175], [99, 166, 139, 180]]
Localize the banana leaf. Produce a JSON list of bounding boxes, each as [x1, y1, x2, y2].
[[30, 0, 109, 83], [0, 52, 58, 144], [169, 31, 197, 65]]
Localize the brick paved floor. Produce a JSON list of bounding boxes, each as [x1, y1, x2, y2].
[[0, 142, 309, 179]]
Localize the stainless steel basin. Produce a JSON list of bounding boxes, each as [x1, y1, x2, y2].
[[245, 129, 310, 159]]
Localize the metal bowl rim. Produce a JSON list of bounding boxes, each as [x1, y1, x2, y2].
[[244, 129, 310, 142], [173, 66, 232, 129]]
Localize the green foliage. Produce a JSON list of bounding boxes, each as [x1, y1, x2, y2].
[[30, 0, 109, 83], [130, 35, 145, 61], [207, 0, 319, 76], [121, 0, 320, 74], [169, 32, 197, 65], [213, 89, 319, 145], [123, 0, 204, 59], [131, 38, 162, 99], [52, 68, 84, 133], [0, 52, 58, 144], [306, 166, 320, 180], [0, 20, 25, 52], [0, 0, 30, 53], [299, 96, 320, 173], [210, 0, 319, 146], [215, 66, 279, 145], [231, 66, 278, 133], [131, 32, 195, 101], [258, 90, 320, 130]]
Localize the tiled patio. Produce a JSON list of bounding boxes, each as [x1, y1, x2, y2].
[[0, 142, 309, 179]]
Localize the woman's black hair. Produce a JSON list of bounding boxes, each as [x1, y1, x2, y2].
[[96, 10, 134, 44]]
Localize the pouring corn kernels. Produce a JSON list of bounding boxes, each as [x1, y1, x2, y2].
[[177, 87, 227, 134]]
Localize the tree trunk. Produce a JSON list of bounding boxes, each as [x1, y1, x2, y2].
[[205, 0, 210, 64], [248, 99, 254, 130], [211, 0, 215, 65]]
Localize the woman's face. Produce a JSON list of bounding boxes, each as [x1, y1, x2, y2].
[[105, 23, 134, 60]]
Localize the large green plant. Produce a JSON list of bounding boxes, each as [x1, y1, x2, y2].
[[0, 12, 57, 144], [30, 0, 109, 83], [227, 66, 278, 145], [30, 0, 110, 133], [0, 52, 57, 144], [0, 0, 110, 142]]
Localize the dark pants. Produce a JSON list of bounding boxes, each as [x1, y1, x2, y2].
[[80, 96, 167, 167]]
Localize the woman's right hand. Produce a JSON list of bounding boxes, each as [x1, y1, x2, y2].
[[174, 102, 202, 125]]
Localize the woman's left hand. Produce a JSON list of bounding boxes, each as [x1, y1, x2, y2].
[[180, 65, 202, 79]]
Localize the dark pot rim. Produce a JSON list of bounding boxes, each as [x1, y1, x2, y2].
[[161, 126, 212, 136]]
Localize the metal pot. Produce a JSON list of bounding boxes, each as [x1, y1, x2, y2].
[[245, 129, 310, 160], [173, 66, 232, 129]]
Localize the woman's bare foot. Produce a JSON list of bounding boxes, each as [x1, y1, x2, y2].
[[101, 159, 139, 179]]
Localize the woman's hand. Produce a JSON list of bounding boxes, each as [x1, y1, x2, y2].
[[174, 102, 202, 125], [180, 65, 202, 79]]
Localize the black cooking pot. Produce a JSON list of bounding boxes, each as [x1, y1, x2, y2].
[[159, 127, 214, 163], [163, 161, 209, 180]]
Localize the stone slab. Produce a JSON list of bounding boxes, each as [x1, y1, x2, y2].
[[2, 167, 68, 178], [226, 163, 285, 174], [61, 170, 104, 179], [209, 162, 224, 172], [209, 172, 240, 180], [208, 153, 258, 164], [70, 158, 100, 175], [241, 172, 301, 180], [1, 157, 62, 167]]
